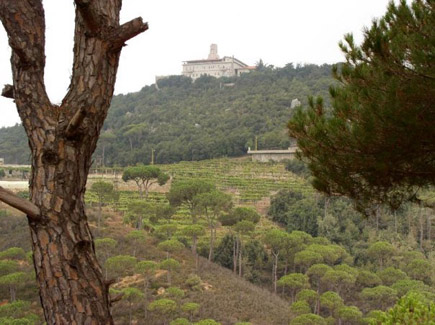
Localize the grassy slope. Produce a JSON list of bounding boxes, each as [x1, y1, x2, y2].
[[99, 211, 291, 325]]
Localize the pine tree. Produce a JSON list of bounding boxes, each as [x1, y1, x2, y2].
[[288, 0, 435, 211]]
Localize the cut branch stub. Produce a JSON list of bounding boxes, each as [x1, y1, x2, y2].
[[0, 186, 40, 221], [1, 84, 14, 99], [65, 106, 87, 138], [108, 18, 149, 51]]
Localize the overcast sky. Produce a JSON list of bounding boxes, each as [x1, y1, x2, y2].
[[0, 0, 392, 128]]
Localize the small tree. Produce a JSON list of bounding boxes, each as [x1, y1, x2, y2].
[[98, 131, 117, 167], [0, 272, 27, 301], [126, 230, 146, 256], [122, 287, 144, 325], [148, 298, 177, 325], [321, 270, 356, 297], [167, 179, 215, 222], [355, 270, 382, 290], [367, 241, 395, 270], [0, 300, 37, 321], [90, 180, 114, 230], [95, 238, 118, 278], [135, 260, 157, 318], [360, 285, 398, 311], [296, 289, 318, 314], [159, 258, 180, 285], [294, 250, 323, 273], [277, 273, 310, 302], [158, 239, 184, 259], [264, 229, 287, 293], [377, 267, 408, 286], [319, 291, 343, 317], [219, 206, 260, 226], [181, 302, 200, 322], [391, 279, 428, 297], [155, 224, 179, 240], [404, 259, 432, 285], [233, 220, 256, 277], [104, 255, 137, 280], [337, 306, 362, 324], [182, 224, 206, 257], [0, 248, 26, 260], [290, 301, 311, 316], [123, 165, 169, 199], [0, 260, 20, 277], [165, 287, 185, 302], [168, 179, 215, 260], [125, 200, 156, 230], [194, 190, 232, 262], [307, 264, 332, 293], [170, 318, 190, 325]]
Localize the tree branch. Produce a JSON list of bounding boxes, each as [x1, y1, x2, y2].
[[1, 84, 14, 99], [0, 186, 40, 221], [0, 0, 51, 120], [0, 0, 46, 68], [108, 18, 148, 50]]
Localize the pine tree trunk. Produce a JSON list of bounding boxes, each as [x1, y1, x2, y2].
[[0, 1, 147, 323], [98, 200, 103, 231], [29, 141, 113, 323], [208, 227, 215, 262], [102, 144, 106, 167], [192, 235, 197, 255], [9, 286, 16, 302], [419, 209, 424, 250], [234, 236, 240, 274], [238, 238, 242, 277], [273, 253, 279, 294]]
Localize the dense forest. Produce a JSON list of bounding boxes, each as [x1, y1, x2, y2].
[[0, 63, 334, 165]]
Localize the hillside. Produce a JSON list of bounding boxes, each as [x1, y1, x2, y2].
[[0, 207, 292, 325], [1, 158, 434, 324], [0, 63, 335, 165]]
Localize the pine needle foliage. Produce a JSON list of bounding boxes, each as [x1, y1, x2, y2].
[[288, 0, 435, 211]]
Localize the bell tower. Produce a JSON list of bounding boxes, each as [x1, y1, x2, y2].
[[208, 44, 219, 60]]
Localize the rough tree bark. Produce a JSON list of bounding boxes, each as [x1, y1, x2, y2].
[[0, 0, 148, 323]]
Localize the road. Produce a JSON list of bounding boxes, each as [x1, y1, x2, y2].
[[0, 181, 29, 190]]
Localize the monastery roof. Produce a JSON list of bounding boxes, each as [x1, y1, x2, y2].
[[247, 147, 298, 154], [183, 56, 248, 67], [183, 59, 223, 64]]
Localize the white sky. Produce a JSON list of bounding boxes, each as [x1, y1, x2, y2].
[[0, 0, 391, 128]]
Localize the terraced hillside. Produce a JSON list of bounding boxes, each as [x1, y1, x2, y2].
[[86, 157, 312, 212]]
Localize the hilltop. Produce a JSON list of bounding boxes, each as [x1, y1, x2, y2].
[[0, 63, 335, 165]]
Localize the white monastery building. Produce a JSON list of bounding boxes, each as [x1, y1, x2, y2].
[[182, 44, 255, 80]]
